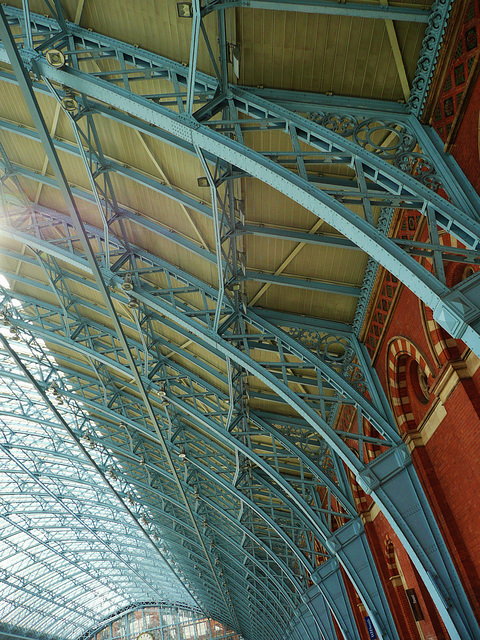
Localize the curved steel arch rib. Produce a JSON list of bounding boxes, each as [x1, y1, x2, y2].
[[0, 327, 343, 640], [1, 11, 480, 300], [0, 341, 275, 639], [0, 199, 478, 637], [0, 286, 391, 640], [0, 365, 196, 640], [1, 7, 480, 640]]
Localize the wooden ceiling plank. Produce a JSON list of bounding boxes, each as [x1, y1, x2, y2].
[[134, 130, 211, 252], [34, 102, 61, 204], [380, 0, 411, 100], [74, 0, 86, 25], [248, 217, 325, 306]]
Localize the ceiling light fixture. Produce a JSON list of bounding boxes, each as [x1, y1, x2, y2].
[[122, 273, 134, 291], [61, 96, 78, 113], [46, 48, 66, 68], [176, 2, 193, 18]]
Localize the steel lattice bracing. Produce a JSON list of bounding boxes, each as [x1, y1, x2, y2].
[[0, 2, 479, 640], [0, 335, 197, 638]]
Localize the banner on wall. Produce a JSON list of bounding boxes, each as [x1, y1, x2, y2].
[[364, 616, 378, 639]]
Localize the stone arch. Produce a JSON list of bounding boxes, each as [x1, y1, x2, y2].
[[387, 337, 434, 433]]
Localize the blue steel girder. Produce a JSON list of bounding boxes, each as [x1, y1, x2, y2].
[[0, 152, 361, 298], [0, 438, 188, 597], [0, 288, 391, 640], [0, 15, 243, 632], [1, 6, 480, 640], [0, 197, 478, 638], [0, 258, 354, 517], [0, 291, 390, 640], [0, 211, 391, 446], [0, 7, 472, 198], [201, 0, 431, 21], [0, 455, 194, 631], [0, 329, 302, 582], [0, 342, 278, 636], [0, 341, 202, 599], [1, 92, 477, 274], [1, 12, 480, 351], [3, 127, 480, 270], [0, 342, 312, 640], [0, 259, 383, 539], [0, 5, 445, 119]]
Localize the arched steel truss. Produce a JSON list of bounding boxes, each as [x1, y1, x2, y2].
[[0, 3, 479, 640], [0, 338, 197, 640]]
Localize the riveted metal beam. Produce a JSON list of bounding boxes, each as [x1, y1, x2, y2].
[[202, 0, 430, 21]]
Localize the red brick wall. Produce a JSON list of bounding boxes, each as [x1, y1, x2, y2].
[[329, 19, 480, 640], [363, 513, 448, 640], [449, 71, 480, 193]]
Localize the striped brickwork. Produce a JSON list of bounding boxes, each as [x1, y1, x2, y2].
[[387, 338, 434, 431]]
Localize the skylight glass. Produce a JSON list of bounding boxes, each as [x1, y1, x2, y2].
[[0, 291, 196, 639]]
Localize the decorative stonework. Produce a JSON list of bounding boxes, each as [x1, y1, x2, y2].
[[387, 337, 434, 431]]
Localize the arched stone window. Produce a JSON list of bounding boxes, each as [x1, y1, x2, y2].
[[387, 338, 434, 433]]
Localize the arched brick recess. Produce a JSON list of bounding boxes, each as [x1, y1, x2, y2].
[[387, 337, 435, 432]]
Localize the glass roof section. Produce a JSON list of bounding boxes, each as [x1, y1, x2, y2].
[[0, 284, 196, 639]]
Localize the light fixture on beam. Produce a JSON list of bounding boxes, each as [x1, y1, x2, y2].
[[229, 44, 241, 79], [8, 325, 20, 340], [127, 297, 139, 309], [158, 385, 169, 404], [177, 2, 193, 17], [121, 273, 133, 291], [61, 96, 78, 113], [46, 48, 66, 68]]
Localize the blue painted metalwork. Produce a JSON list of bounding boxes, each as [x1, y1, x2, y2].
[[0, 121, 363, 297], [1, 4, 479, 640], [0, 308, 329, 640], [202, 0, 431, 21], [2, 9, 480, 355], [0, 276, 387, 638], [0, 345, 196, 638], [0, 12, 242, 632], [408, 0, 454, 116], [0, 199, 478, 638]]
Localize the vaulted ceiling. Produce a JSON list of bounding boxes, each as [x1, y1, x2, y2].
[[1, 1, 478, 640]]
